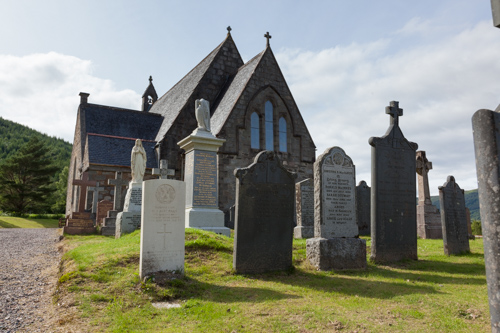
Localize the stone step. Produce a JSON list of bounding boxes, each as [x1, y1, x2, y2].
[[101, 226, 116, 236], [107, 210, 119, 218], [103, 217, 116, 227], [71, 212, 91, 219], [66, 218, 94, 228]]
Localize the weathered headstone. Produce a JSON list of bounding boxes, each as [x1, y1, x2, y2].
[[306, 147, 366, 270], [108, 172, 128, 212], [116, 182, 143, 238], [369, 101, 418, 263], [177, 99, 230, 237], [233, 151, 296, 274], [140, 179, 186, 279], [356, 181, 371, 236], [96, 200, 113, 227], [294, 178, 314, 239], [438, 176, 470, 255], [416, 151, 442, 239], [472, 107, 500, 330]]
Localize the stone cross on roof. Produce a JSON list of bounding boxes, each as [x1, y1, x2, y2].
[[149, 75, 153, 83], [87, 182, 105, 214], [385, 100, 403, 126], [264, 31, 272, 47], [108, 172, 129, 211], [152, 159, 175, 179], [227, 26, 232, 34]]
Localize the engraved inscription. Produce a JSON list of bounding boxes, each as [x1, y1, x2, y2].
[[192, 151, 217, 207], [300, 185, 314, 226]]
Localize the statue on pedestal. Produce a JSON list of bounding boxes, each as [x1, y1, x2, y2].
[[131, 139, 147, 183], [195, 99, 211, 132]]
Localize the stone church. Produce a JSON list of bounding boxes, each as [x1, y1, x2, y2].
[[66, 29, 316, 221]]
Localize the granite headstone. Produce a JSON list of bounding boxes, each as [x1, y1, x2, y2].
[[416, 151, 442, 239], [356, 181, 371, 236], [294, 178, 314, 239]]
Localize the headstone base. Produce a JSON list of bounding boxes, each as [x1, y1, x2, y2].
[[370, 247, 417, 264], [101, 210, 118, 236], [185, 208, 230, 237], [417, 204, 442, 239], [306, 237, 366, 270], [294, 226, 314, 239], [123, 182, 142, 212], [116, 211, 141, 238]]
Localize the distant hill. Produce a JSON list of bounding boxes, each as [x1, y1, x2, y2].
[[0, 116, 72, 176], [430, 189, 480, 221]]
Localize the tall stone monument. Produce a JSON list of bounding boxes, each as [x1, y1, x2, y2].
[[294, 178, 314, 239], [416, 151, 442, 239], [233, 151, 296, 274], [356, 181, 371, 236], [116, 139, 147, 238], [177, 99, 230, 237], [140, 179, 186, 279], [306, 147, 366, 270], [438, 176, 470, 255], [369, 101, 418, 263]]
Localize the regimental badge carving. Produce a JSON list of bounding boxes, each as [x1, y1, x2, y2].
[[155, 184, 176, 204], [333, 152, 344, 165]]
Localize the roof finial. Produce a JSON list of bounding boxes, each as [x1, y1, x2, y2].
[[264, 31, 272, 47], [149, 75, 153, 83], [227, 26, 232, 35]]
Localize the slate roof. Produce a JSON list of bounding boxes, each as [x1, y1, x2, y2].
[[210, 50, 265, 135], [82, 103, 163, 140], [86, 134, 157, 169]]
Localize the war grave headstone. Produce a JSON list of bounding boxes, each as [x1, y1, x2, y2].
[[306, 147, 366, 270], [233, 151, 296, 274], [116, 139, 147, 238], [369, 101, 418, 263], [294, 178, 314, 239], [177, 99, 230, 237], [416, 151, 442, 239], [438, 176, 470, 255], [356, 181, 371, 236], [472, 105, 500, 330], [65, 172, 96, 234], [140, 179, 186, 279]]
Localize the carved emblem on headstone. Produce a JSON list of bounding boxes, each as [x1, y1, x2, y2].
[[155, 184, 176, 204]]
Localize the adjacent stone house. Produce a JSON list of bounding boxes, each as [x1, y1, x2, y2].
[[66, 30, 316, 218]]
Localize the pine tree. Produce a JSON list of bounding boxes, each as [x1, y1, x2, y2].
[[51, 165, 68, 213], [0, 137, 59, 213]]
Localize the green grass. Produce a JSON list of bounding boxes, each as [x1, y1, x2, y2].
[[0, 216, 59, 228], [56, 230, 490, 332]]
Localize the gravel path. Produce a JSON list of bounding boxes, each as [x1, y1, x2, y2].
[[0, 228, 61, 333]]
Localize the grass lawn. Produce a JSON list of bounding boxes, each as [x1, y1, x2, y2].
[[56, 230, 489, 332], [0, 216, 60, 228]]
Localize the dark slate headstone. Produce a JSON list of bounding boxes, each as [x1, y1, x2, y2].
[[356, 181, 371, 236], [472, 107, 500, 329], [439, 176, 470, 255], [294, 178, 314, 239], [369, 101, 418, 263], [233, 151, 296, 274]]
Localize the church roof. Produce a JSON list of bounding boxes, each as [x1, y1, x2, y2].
[[149, 34, 243, 142], [210, 50, 265, 135], [86, 134, 157, 169], [82, 103, 162, 140]]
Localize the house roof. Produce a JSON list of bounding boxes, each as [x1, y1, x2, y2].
[[86, 133, 157, 169]]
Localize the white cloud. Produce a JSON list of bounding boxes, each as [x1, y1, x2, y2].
[[0, 52, 141, 143], [277, 20, 500, 194]]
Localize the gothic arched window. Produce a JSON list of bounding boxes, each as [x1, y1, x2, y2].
[[265, 101, 274, 150], [251, 112, 260, 149], [279, 117, 287, 152]]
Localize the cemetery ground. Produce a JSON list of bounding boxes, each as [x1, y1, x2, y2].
[[0, 215, 59, 228], [54, 230, 489, 332]]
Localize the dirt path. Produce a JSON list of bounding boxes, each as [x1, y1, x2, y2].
[[0, 228, 62, 333]]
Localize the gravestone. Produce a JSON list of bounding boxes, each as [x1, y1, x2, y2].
[[140, 179, 186, 279], [439, 176, 470, 255], [116, 182, 143, 238], [224, 205, 235, 229], [472, 107, 500, 329], [72, 172, 96, 212], [96, 200, 113, 227], [108, 171, 128, 212], [87, 183, 105, 214], [233, 151, 296, 274], [369, 101, 418, 263], [177, 99, 230, 237], [306, 147, 366, 270], [356, 181, 371, 236], [152, 159, 175, 179], [416, 151, 442, 239], [294, 178, 314, 239]]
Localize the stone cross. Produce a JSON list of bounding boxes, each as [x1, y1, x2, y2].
[[227, 26, 232, 34], [264, 31, 272, 47], [87, 182, 105, 214], [72, 172, 97, 212], [385, 100, 403, 126], [157, 223, 172, 250], [416, 151, 433, 205], [108, 172, 129, 211], [152, 160, 175, 179]]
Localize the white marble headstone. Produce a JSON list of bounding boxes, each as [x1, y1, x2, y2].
[[140, 179, 186, 279]]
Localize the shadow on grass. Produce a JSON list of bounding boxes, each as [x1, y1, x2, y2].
[[0, 219, 19, 228]]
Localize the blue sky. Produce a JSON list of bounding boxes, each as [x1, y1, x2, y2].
[[0, 0, 499, 194]]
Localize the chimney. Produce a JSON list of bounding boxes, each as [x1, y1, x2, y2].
[[79, 92, 90, 104]]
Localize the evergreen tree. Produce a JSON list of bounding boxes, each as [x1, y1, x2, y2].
[[51, 166, 68, 213], [0, 137, 59, 213]]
